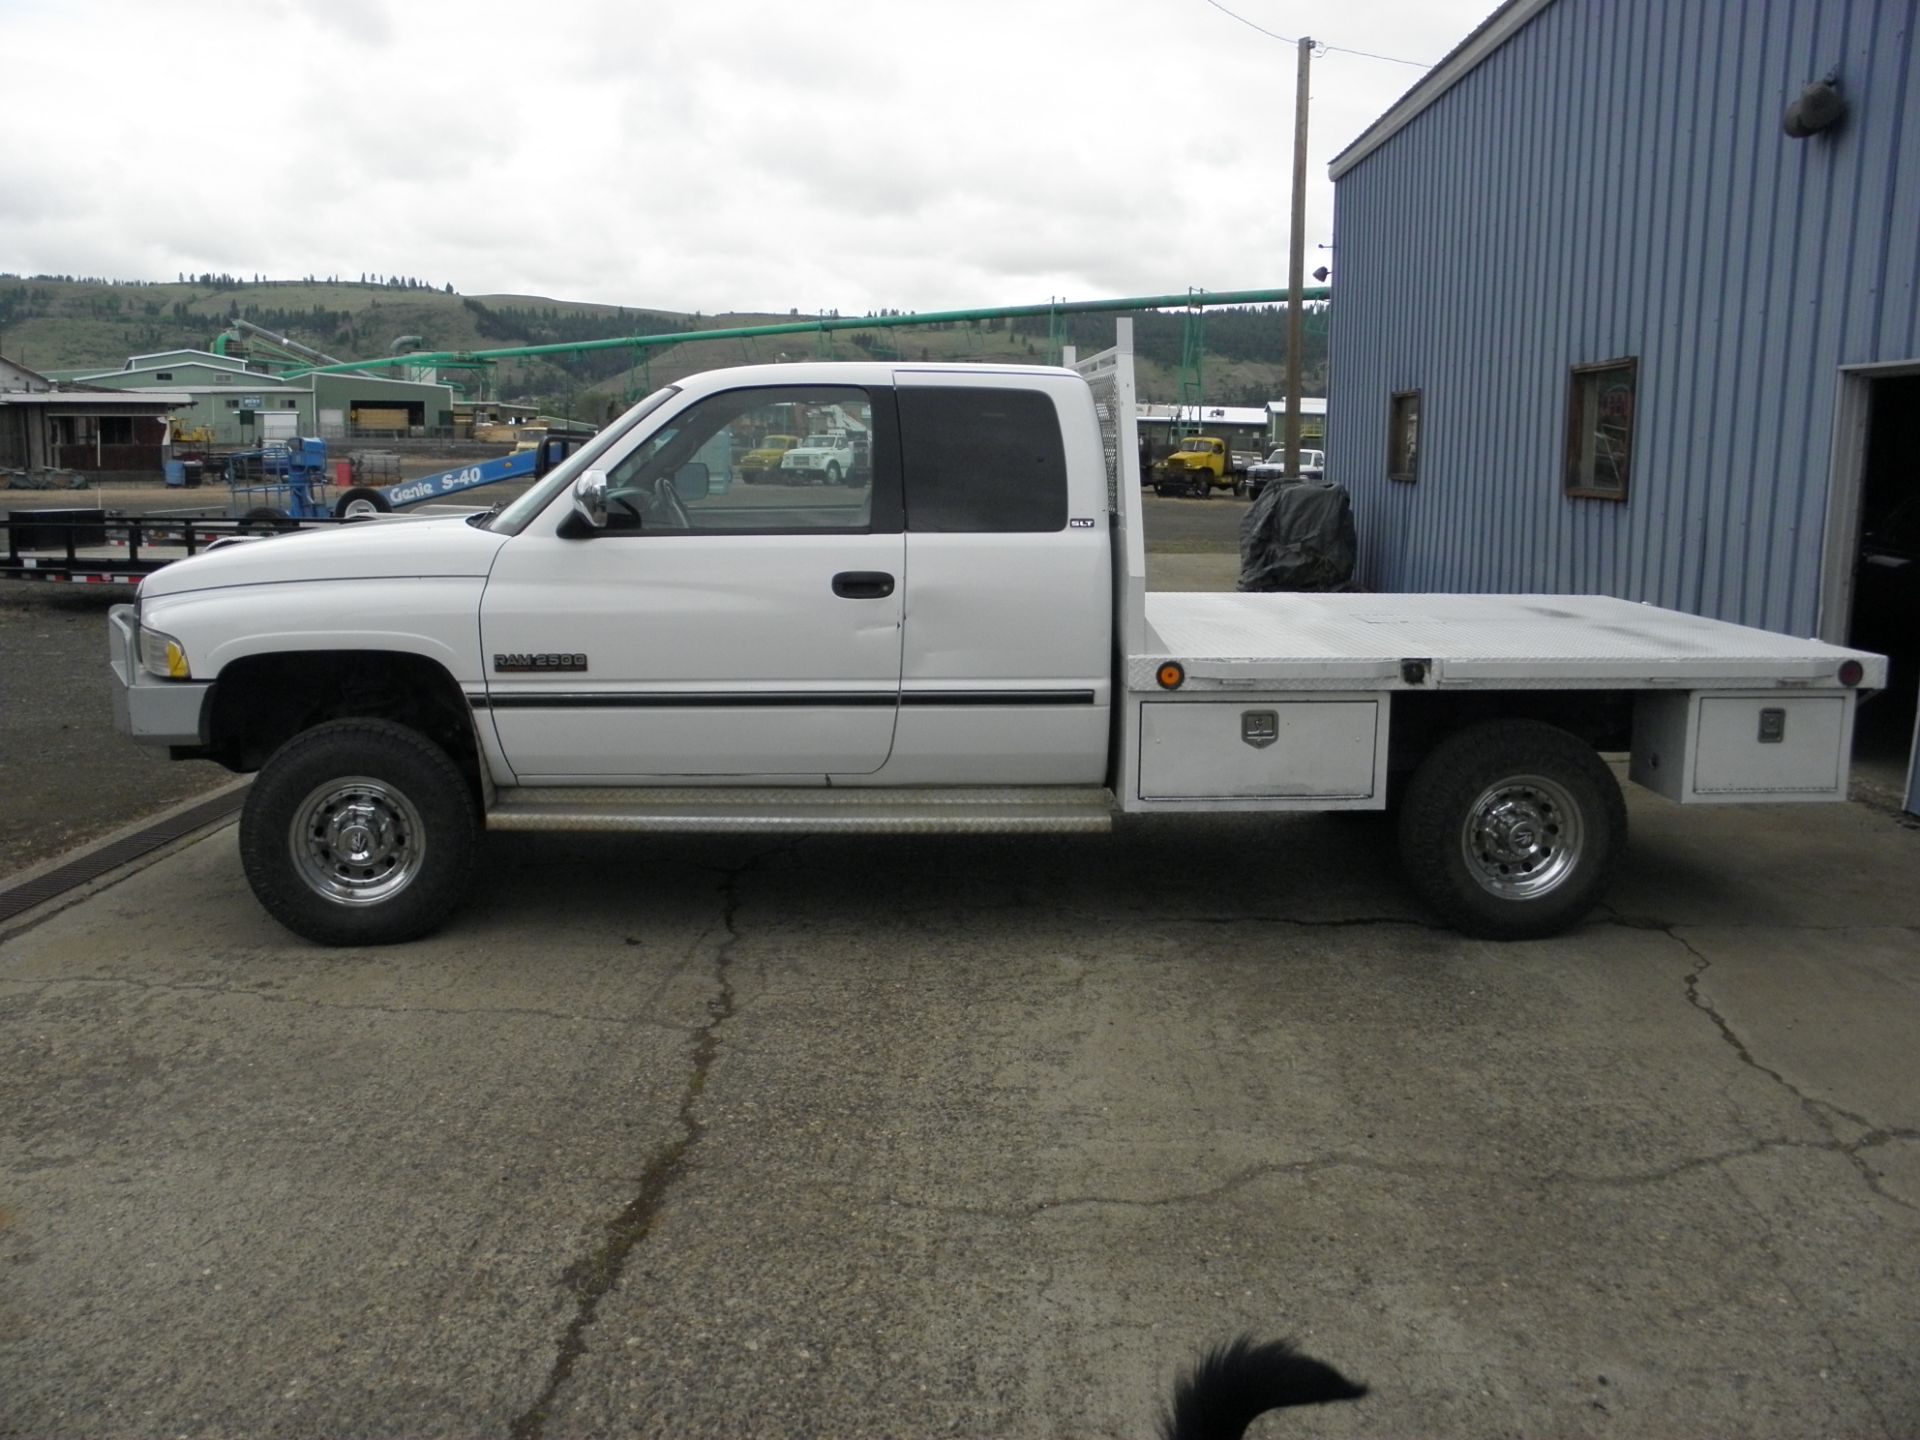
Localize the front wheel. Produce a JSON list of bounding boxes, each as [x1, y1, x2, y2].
[[239, 719, 479, 945], [1396, 720, 1626, 940]]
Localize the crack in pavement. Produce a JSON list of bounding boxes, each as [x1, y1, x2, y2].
[[507, 843, 786, 1440], [1604, 912, 1920, 1216], [876, 1126, 1920, 1223]]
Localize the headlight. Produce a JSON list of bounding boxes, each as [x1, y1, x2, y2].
[[138, 625, 192, 679]]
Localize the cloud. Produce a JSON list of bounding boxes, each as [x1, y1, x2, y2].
[[2, 0, 1500, 313]]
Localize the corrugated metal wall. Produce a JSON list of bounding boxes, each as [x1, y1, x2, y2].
[[1329, 0, 1918, 634]]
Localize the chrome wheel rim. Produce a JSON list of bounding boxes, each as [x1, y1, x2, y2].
[[289, 777, 426, 905], [1460, 772, 1582, 900], [341, 497, 383, 518]]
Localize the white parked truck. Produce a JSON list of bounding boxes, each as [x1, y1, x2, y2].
[[109, 324, 1886, 946]]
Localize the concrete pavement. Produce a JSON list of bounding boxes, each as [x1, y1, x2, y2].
[[2, 785, 1916, 1437]]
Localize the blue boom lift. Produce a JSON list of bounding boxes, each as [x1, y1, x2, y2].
[[331, 433, 591, 518]]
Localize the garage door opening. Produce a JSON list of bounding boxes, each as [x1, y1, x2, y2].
[[1830, 368, 1920, 814]]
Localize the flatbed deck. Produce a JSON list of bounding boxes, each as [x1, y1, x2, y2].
[[1135, 592, 1888, 691]]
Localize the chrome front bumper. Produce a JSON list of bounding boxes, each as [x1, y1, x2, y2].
[[108, 604, 212, 745]]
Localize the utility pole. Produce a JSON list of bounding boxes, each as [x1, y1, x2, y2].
[[1285, 36, 1312, 478]]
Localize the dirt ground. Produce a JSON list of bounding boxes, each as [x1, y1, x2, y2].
[[0, 578, 231, 879]]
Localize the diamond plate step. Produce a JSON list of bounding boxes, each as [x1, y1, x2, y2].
[[486, 786, 1115, 835]]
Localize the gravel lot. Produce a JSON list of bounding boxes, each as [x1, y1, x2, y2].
[[0, 578, 229, 878]]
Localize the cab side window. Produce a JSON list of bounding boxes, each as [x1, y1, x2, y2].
[[605, 385, 884, 533], [898, 387, 1068, 533]]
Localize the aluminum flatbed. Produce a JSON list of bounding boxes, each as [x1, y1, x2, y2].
[[1135, 592, 1884, 691]]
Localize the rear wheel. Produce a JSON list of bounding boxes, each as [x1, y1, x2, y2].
[[239, 719, 478, 945], [1396, 720, 1626, 939], [333, 486, 392, 519]]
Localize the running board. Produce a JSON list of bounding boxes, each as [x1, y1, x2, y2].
[[486, 786, 1116, 835]]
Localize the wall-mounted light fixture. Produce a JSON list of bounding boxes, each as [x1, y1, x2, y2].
[[1784, 73, 1846, 138]]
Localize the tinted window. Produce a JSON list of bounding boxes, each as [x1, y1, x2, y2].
[[898, 386, 1067, 533]]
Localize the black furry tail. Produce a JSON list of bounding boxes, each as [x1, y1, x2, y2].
[[1159, 1335, 1368, 1440]]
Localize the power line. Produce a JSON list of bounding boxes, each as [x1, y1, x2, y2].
[[1198, 0, 1434, 67]]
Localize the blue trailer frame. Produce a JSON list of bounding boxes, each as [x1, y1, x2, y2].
[[224, 439, 334, 522]]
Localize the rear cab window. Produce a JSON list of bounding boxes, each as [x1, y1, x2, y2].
[[896, 386, 1068, 533]]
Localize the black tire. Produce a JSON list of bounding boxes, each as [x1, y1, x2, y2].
[[826, 461, 842, 485], [239, 505, 296, 533], [333, 486, 392, 519], [1396, 719, 1626, 940], [239, 718, 479, 946]]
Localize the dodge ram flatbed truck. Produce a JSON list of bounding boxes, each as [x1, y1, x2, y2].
[[107, 322, 1886, 946]]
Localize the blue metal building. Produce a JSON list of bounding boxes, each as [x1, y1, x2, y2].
[[1326, 0, 1919, 809]]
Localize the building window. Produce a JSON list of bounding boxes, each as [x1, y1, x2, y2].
[[285, 399, 298, 408], [1564, 357, 1637, 500], [226, 399, 240, 409], [155, 371, 173, 381], [1388, 390, 1421, 482]]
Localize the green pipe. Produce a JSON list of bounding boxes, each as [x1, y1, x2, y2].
[[286, 286, 1324, 377]]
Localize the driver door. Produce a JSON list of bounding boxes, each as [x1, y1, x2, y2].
[[479, 382, 905, 781]]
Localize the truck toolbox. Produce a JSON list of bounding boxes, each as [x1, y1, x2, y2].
[[1630, 691, 1855, 802], [1137, 698, 1383, 802]]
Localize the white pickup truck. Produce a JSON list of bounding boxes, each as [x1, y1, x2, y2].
[[109, 323, 1885, 946], [1245, 446, 1326, 500]]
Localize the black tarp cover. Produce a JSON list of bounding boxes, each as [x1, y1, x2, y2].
[[1236, 480, 1359, 592]]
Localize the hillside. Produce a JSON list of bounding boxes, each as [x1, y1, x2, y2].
[[0, 276, 1329, 417]]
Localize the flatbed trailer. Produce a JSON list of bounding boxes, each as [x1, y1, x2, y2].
[[0, 512, 272, 586], [0, 436, 590, 582]]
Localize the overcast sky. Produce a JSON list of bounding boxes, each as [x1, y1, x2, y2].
[[3, 0, 1497, 315]]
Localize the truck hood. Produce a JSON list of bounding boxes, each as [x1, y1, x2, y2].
[[138, 516, 510, 598]]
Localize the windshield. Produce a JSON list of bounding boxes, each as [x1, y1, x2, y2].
[[1175, 439, 1212, 454], [483, 386, 679, 534]]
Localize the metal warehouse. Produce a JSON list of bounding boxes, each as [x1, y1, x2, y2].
[[1326, 0, 1918, 811], [68, 349, 456, 445]]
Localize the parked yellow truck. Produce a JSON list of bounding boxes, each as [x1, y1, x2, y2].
[[738, 434, 802, 482], [1154, 435, 1244, 498]]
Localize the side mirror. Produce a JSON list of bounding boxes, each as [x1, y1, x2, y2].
[[672, 461, 710, 502], [572, 469, 610, 529]]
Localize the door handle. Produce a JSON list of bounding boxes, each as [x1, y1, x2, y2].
[[832, 571, 896, 599]]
